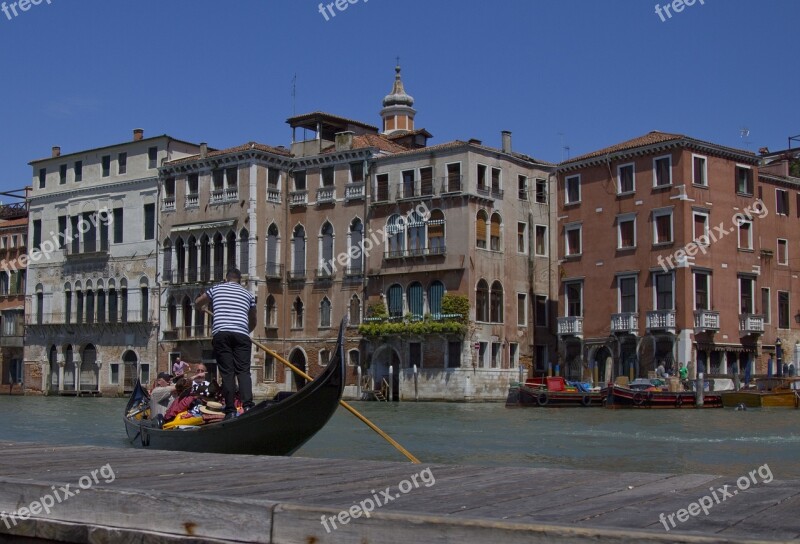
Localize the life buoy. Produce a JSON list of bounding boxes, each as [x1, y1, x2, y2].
[[675, 395, 683, 407], [581, 395, 592, 407], [537, 392, 549, 406], [633, 392, 645, 406]]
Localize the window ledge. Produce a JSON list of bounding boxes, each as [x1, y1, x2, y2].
[[564, 253, 582, 259], [692, 184, 709, 190], [653, 242, 674, 248], [564, 201, 581, 207], [617, 246, 637, 251], [736, 192, 753, 197], [652, 184, 673, 191], [738, 248, 755, 253], [318, 326, 332, 331], [616, 191, 635, 197]]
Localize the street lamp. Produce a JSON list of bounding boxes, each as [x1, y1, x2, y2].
[[776, 337, 783, 378]]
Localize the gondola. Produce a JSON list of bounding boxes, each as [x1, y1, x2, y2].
[[124, 321, 346, 455]]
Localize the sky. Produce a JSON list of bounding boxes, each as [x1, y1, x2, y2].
[[0, 0, 798, 195]]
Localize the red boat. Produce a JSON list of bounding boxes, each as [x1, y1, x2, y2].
[[605, 384, 722, 409], [506, 376, 606, 407]]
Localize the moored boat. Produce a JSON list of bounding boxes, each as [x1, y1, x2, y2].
[[124, 321, 346, 455], [606, 383, 723, 409], [721, 377, 800, 408], [506, 376, 605, 407]]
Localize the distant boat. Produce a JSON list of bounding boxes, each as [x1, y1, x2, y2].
[[606, 383, 723, 409], [721, 377, 800, 409], [123, 322, 346, 455], [506, 376, 606, 407]]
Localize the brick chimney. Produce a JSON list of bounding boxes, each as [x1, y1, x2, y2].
[[502, 131, 512, 153], [51, 146, 61, 158], [200, 142, 208, 158], [133, 128, 144, 141], [335, 131, 354, 151]]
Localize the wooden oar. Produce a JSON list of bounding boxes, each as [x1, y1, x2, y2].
[[201, 309, 420, 464]]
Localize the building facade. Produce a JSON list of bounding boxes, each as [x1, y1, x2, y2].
[[0, 191, 29, 394], [24, 131, 201, 396], [555, 131, 800, 382]]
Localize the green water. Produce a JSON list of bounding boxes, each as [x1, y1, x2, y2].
[[1, 396, 798, 479]]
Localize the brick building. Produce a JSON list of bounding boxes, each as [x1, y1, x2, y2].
[[555, 131, 800, 383]]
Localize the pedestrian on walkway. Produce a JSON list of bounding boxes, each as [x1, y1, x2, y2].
[[195, 269, 257, 420]]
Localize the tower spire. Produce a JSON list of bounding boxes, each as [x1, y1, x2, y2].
[[381, 61, 416, 135]]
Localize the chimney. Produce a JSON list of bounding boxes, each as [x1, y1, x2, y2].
[[468, 138, 482, 146], [502, 131, 512, 153], [51, 146, 61, 158], [335, 131, 354, 151], [133, 128, 144, 141], [200, 142, 208, 158]]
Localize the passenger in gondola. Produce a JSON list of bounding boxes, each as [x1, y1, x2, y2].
[[164, 377, 196, 422], [149, 372, 176, 420]]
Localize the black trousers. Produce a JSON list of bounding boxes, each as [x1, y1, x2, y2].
[[212, 331, 253, 413]]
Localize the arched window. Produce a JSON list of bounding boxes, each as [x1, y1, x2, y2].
[[349, 218, 363, 274], [490, 213, 502, 251], [64, 283, 72, 325], [292, 225, 306, 277], [48, 345, 58, 392], [182, 296, 192, 338], [265, 295, 276, 327], [187, 235, 198, 282], [387, 284, 403, 318], [80, 344, 98, 391], [64, 345, 75, 390], [266, 224, 279, 277], [167, 296, 177, 330], [427, 210, 446, 255], [476, 210, 488, 249], [320, 222, 334, 273], [348, 349, 360, 368], [239, 228, 249, 273], [292, 297, 304, 329], [85, 287, 95, 324], [476, 279, 489, 322], [75, 283, 84, 325], [35, 283, 44, 325], [407, 212, 425, 255], [386, 214, 405, 258], [226, 231, 236, 274], [320, 297, 332, 328], [200, 234, 211, 282], [162, 239, 172, 281], [429, 281, 445, 316], [408, 282, 424, 318], [490, 280, 504, 323], [108, 280, 117, 323], [349, 294, 361, 325], [318, 349, 330, 368], [194, 304, 206, 337], [97, 288, 106, 323], [213, 232, 224, 281], [175, 237, 186, 283]]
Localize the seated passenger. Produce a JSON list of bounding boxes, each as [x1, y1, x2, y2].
[[149, 372, 175, 420], [164, 377, 196, 422]]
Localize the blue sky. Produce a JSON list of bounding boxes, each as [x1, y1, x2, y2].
[[0, 0, 797, 194]]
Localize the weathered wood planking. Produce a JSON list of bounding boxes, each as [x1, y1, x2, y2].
[[0, 441, 797, 543]]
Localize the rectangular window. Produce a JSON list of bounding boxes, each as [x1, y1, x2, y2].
[[59, 164, 67, 184], [491, 167, 501, 194], [535, 225, 547, 256], [535, 178, 547, 204], [113, 208, 123, 243], [510, 343, 519, 367], [655, 273, 674, 310], [565, 282, 582, 317], [565, 225, 581, 256], [477, 164, 487, 191], [448, 341, 461, 368], [70, 216, 79, 253], [74, 161, 82, 182], [165, 177, 175, 198], [349, 162, 363, 183], [264, 354, 275, 381], [693, 212, 709, 242], [654, 156, 672, 187], [694, 272, 710, 311], [739, 277, 754, 314], [778, 291, 790, 329], [402, 169, 415, 198], [518, 175, 528, 200], [143, 204, 155, 240], [517, 293, 527, 326], [653, 210, 673, 244], [491, 342, 502, 368], [268, 168, 281, 189], [419, 167, 433, 195], [618, 163, 634, 193], [321, 167, 335, 187], [736, 166, 753, 195], [102, 155, 111, 177], [110, 364, 119, 385], [188, 173, 199, 195], [148, 147, 158, 169], [57, 215, 67, 249], [118, 152, 127, 175], [225, 167, 238, 189], [517, 222, 527, 254], [776, 189, 790, 216], [212, 169, 224, 191], [565, 175, 580, 204], [618, 216, 636, 249], [446, 163, 462, 192], [738, 221, 752, 250], [38, 168, 46, 189], [619, 276, 637, 313], [141, 287, 149, 321], [32, 219, 41, 251], [375, 173, 388, 201], [534, 345, 548, 373], [535, 295, 548, 326], [761, 287, 770, 324], [82, 212, 96, 253], [693, 155, 707, 186], [778, 239, 788, 264]]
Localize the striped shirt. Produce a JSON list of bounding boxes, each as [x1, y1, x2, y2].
[[207, 281, 256, 336]]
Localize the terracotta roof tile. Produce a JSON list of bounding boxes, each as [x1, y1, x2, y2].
[[166, 141, 291, 166], [321, 133, 408, 155]]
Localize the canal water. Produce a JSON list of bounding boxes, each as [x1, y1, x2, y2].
[[1, 396, 798, 479]]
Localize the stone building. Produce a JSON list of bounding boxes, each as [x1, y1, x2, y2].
[[0, 190, 29, 394], [555, 131, 800, 382], [24, 131, 201, 396]]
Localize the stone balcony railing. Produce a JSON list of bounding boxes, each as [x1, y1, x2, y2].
[[557, 316, 583, 337], [611, 312, 639, 334], [694, 310, 720, 332], [646, 310, 676, 332], [739, 314, 765, 335]]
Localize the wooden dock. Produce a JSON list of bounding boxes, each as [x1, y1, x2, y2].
[[0, 441, 798, 543]]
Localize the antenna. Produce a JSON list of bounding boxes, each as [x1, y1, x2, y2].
[[291, 74, 297, 116], [558, 132, 570, 161], [740, 127, 752, 149]]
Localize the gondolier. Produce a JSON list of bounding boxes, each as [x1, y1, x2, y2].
[[195, 268, 257, 420]]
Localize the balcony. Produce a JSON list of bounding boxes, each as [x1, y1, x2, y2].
[[646, 310, 676, 333], [383, 245, 447, 260], [64, 240, 110, 260], [345, 182, 365, 201], [287, 268, 307, 281], [694, 310, 720, 332], [344, 265, 364, 277], [399, 179, 436, 200], [476, 185, 504, 199], [27, 311, 154, 327], [739, 314, 764, 335], [314, 267, 336, 280], [557, 316, 583, 337], [289, 190, 308, 208], [210, 189, 225, 203], [224, 188, 238, 201], [440, 175, 462, 194], [165, 269, 214, 285], [611, 313, 639, 334], [185, 193, 199, 208], [163, 326, 212, 341], [267, 189, 281, 204], [316, 187, 335, 205], [162, 196, 176, 211], [264, 263, 283, 280]]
